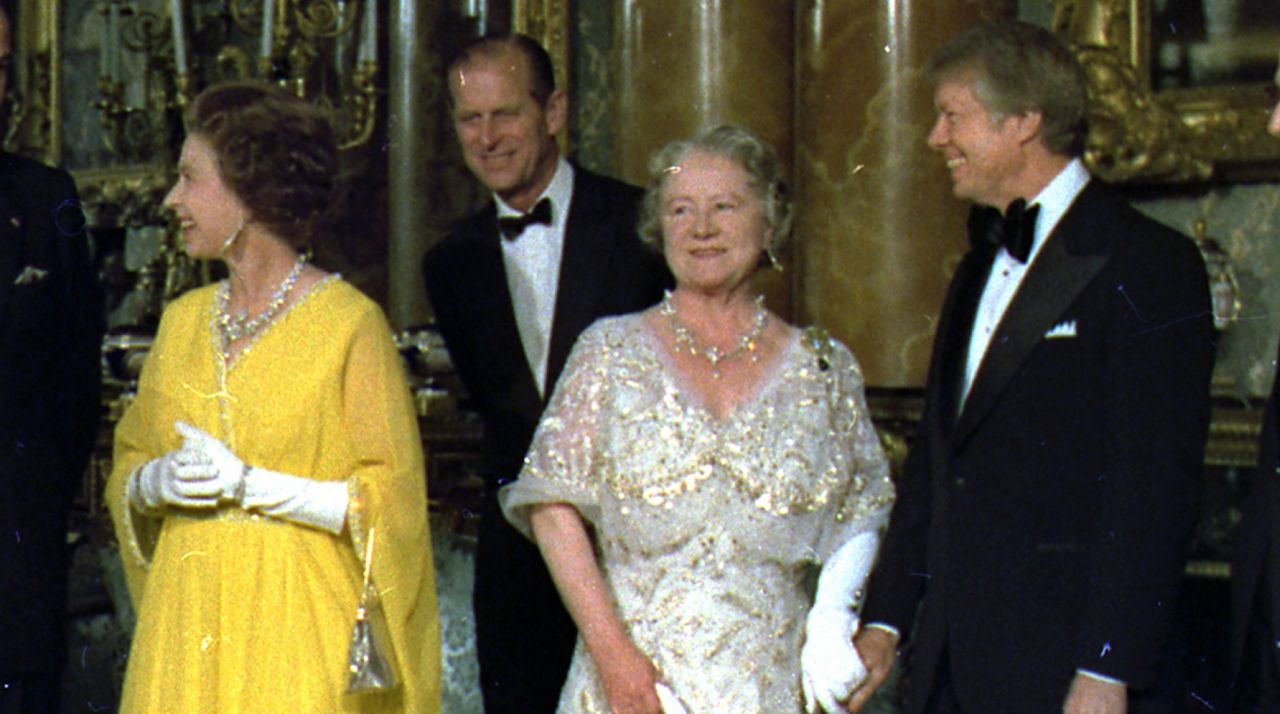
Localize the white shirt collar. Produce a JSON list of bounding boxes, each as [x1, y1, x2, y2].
[[494, 157, 574, 230], [1022, 157, 1090, 265]]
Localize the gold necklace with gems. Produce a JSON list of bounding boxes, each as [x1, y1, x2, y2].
[[217, 255, 307, 342], [661, 290, 768, 379]]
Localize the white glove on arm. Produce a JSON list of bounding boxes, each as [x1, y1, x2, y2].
[[240, 467, 348, 534], [654, 682, 689, 714], [801, 530, 881, 714], [177, 422, 349, 535]]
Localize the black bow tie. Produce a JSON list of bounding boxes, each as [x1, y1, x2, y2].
[[498, 198, 553, 241], [968, 198, 1040, 263]]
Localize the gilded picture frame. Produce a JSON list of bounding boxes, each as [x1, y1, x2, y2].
[[1053, 0, 1280, 183]]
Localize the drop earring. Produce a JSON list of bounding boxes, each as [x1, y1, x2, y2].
[[220, 216, 247, 254]]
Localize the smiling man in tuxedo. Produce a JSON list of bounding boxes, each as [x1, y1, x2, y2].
[[848, 20, 1214, 714], [422, 33, 669, 713]]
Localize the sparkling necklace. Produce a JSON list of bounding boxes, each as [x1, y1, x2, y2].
[[217, 256, 307, 342], [661, 290, 768, 378]]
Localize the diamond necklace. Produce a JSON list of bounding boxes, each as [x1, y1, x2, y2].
[[660, 290, 768, 379], [217, 255, 307, 342]]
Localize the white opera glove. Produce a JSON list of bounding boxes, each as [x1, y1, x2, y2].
[[129, 450, 221, 511], [175, 422, 247, 502], [801, 530, 881, 714], [241, 466, 349, 535], [654, 682, 689, 714]]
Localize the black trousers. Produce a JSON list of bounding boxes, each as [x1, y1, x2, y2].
[[922, 646, 966, 714], [1235, 574, 1280, 713]]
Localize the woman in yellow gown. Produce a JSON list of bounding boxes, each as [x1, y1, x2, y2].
[[106, 81, 440, 713]]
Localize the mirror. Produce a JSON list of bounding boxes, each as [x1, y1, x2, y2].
[[1053, 0, 1280, 183], [1152, 0, 1280, 89]]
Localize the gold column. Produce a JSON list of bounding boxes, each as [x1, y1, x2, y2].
[[613, 0, 794, 311], [10, 0, 60, 165], [795, 0, 1007, 386], [387, 0, 438, 329]]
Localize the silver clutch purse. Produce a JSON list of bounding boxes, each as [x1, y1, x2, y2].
[[347, 528, 401, 693]]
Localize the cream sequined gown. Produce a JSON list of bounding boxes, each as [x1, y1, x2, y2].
[[501, 313, 894, 713]]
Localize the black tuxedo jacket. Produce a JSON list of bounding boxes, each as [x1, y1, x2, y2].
[[423, 165, 670, 489], [863, 181, 1215, 713], [0, 152, 102, 672], [1229, 344, 1280, 695]]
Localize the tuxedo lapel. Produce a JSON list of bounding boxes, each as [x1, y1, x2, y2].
[[546, 170, 612, 395], [458, 208, 545, 411], [954, 210, 1107, 446], [933, 248, 996, 440]]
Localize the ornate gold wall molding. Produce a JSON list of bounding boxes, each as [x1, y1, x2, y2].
[[75, 164, 172, 227], [6, 0, 59, 165], [1054, 0, 1280, 183]]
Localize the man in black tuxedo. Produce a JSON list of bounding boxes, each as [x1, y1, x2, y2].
[[1229, 60, 1280, 713], [849, 20, 1214, 714], [0, 3, 103, 712], [422, 33, 669, 713]]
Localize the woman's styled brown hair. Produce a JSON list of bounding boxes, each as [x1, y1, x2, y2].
[[186, 80, 340, 249]]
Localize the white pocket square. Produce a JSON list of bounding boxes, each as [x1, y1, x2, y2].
[[1044, 320, 1077, 339], [13, 266, 48, 285]]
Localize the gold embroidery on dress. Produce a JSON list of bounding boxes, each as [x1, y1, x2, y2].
[[503, 314, 895, 712]]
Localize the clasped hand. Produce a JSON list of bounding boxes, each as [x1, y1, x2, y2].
[[801, 607, 868, 713], [136, 422, 246, 509]]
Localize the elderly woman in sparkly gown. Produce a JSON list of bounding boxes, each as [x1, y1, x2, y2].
[[500, 125, 894, 713], [106, 81, 440, 713]]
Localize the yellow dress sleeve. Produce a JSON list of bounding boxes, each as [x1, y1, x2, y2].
[[106, 292, 213, 605], [339, 303, 441, 710]]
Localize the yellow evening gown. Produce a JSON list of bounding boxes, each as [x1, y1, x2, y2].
[[106, 277, 441, 713]]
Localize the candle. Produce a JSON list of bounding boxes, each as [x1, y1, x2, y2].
[[108, 3, 120, 83], [98, 5, 110, 79], [357, 0, 376, 63], [170, 0, 188, 75], [260, 0, 276, 63]]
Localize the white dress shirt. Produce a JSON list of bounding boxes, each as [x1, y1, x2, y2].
[[496, 158, 574, 397], [960, 158, 1091, 404]]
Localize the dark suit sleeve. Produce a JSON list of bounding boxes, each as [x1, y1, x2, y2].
[[51, 172, 102, 467], [862, 407, 933, 635], [1075, 227, 1214, 685], [422, 243, 483, 412], [863, 249, 987, 638]]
